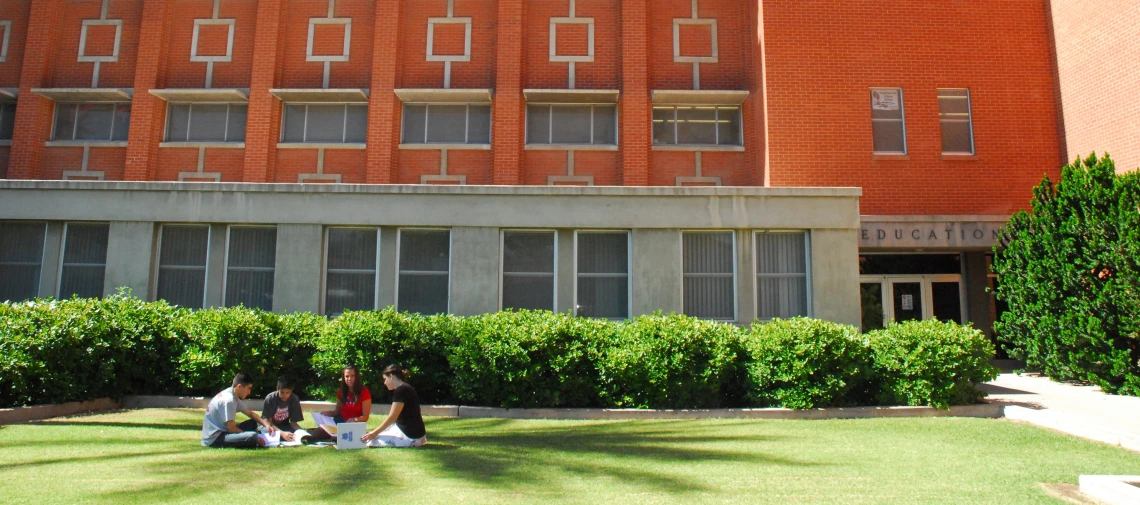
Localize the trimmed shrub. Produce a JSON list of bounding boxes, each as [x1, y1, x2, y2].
[[596, 313, 746, 409], [311, 309, 455, 403], [867, 319, 999, 409], [175, 308, 322, 397], [743, 318, 875, 409], [993, 153, 1140, 395], [447, 310, 608, 408]]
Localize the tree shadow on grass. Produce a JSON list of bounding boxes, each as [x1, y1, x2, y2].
[[28, 421, 200, 431]]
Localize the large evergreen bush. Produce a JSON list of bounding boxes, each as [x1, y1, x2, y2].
[[993, 153, 1140, 395]]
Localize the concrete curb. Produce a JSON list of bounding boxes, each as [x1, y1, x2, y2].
[[1079, 475, 1140, 505], [0, 398, 121, 425], [1005, 405, 1140, 453]]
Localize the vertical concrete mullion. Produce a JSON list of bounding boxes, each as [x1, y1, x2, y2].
[[963, 252, 992, 335], [492, 0, 525, 185], [8, 0, 65, 180], [243, 0, 287, 183], [736, 229, 756, 324], [124, 0, 173, 181], [556, 229, 575, 314], [366, 0, 403, 184], [204, 224, 228, 308], [448, 227, 500, 316], [377, 227, 398, 309], [621, 0, 650, 186], [808, 228, 861, 326], [272, 224, 323, 314], [103, 222, 157, 300], [631, 229, 682, 317], [38, 222, 65, 298]]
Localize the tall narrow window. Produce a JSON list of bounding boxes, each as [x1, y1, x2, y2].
[[938, 89, 974, 154], [0, 222, 46, 302], [398, 229, 450, 315], [0, 101, 16, 140], [281, 104, 367, 144], [156, 225, 210, 309], [166, 103, 248, 143], [401, 104, 492, 145], [502, 231, 555, 311], [59, 223, 109, 299], [325, 228, 377, 315], [683, 232, 735, 320], [576, 231, 628, 319], [652, 106, 741, 146], [226, 227, 276, 311], [52, 103, 131, 141], [756, 232, 809, 320], [526, 105, 617, 145], [870, 88, 905, 154]]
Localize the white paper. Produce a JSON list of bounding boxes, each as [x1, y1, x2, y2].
[[901, 294, 914, 311], [258, 430, 281, 448], [871, 90, 900, 111], [279, 429, 311, 447], [311, 412, 338, 435]]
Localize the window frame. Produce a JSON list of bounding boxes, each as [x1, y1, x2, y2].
[[321, 226, 381, 316], [222, 225, 277, 310], [395, 227, 453, 315], [279, 102, 368, 144], [0, 101, 16, 141], [499, 229, 558, 312], [399, 103, 493, 146], [163, 102, 248, 144], [937, 88, 975, 155], [869, 87, 907, 155], [56, 222, 110, 299], [572, 230, 632, 320], [681, 230, 738, 322], [525, 103, 619, 147], [153, 224, 211, 309], [50, 102, 132, 142], [0, 221, 48, 302], [651, 104, 743, 147], [752, 230, 813, 321]]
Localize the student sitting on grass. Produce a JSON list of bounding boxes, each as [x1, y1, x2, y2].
[[361, 365, 427, 448], [201, 372, 276, 449], [311, 364, 371, 441], [261, 376, 309, 443]]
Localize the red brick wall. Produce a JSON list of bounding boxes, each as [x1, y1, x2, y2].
[[0, 2, 32, 88], [1049, 0, 1140, 174], [49, 0, 143, 88], [761, 0, 1063, 215], [164, 0, 257, 88]]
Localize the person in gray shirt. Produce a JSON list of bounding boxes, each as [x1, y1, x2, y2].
[[201, 372, 276, 448]]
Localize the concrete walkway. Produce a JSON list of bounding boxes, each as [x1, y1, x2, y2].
[[982, 373, 1140, 453]]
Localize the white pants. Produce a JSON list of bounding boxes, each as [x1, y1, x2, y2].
[[366, 424, 426, 448]]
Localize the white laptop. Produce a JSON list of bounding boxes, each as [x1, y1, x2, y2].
[[335, 422, 367, 450]]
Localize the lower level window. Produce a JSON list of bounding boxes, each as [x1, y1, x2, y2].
[[0, 222, 46, 302], [398, 229, 451, 315], [156, 225, 210, 309], [325, 228, 377, 315], [576, 231, 628, 319], [52, 103, 131, 141], [225, 227, 276, 311], [402, 104, 491, 145], [683, 231, 736, 320], [501, 231, 555, 311], [282, 104, 367, 144], [59, 223, 109, 299], [652, 105, 741, 146], [755, 232, 809, 319]]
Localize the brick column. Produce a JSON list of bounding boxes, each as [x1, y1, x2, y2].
[[123, 0, 173, 181], [365, 0, 402, 184], [491, 0, 525, 185], [242, 0, 286, 183], [620, 0, 650, 186], [749, 0, 768, 186], [7, 0, 64, 180]]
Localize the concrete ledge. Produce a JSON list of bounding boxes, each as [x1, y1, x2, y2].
[[1005, 405, 1140, 452], [0, 398, 120, 425], [1079, 475, 1140, 505]]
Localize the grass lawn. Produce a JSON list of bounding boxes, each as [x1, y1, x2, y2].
[[0, 409, 1137, 504]]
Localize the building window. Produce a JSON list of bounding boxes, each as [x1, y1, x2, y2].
[[325, 228, 377, 315], [502, 231, 555, 311], [756, 232, 809, 320], [652, 105, 741, 146], [938, 89, 974, 154], [576, 231, 628, 319], [59, 223, 109, 299], [683, 231, 736, 320], [398, 229, 450, 315], [282, 104, 367, 144], [870, 88, 905, 154], [52, 103, 131, 141], [225, 226, 276, 311], [0, 102, 16, 140], [156, 225, 210, 309], [0, 222, 46, 302], [526, 104, 616, 145], [401, 104, 491, 145], [166, 103, 248, 143]]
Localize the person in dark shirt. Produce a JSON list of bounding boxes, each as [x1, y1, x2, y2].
[[360, 364, 427, 448], [261, 376, 307, 443]]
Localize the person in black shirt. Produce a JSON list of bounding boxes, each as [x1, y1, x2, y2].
[[360, 364, 427, 448]]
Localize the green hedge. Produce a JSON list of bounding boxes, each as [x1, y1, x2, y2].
[[0, 296, 998, 410]]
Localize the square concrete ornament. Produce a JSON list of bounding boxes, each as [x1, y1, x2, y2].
[[673, 18, 718, 63], [427, 17, 472, 62], [78, 19, 122, 63], [549, 17, 594, 63], [0, 20, 11, 63], [190, 19, 235, 62], [307, 18, 352, 62]]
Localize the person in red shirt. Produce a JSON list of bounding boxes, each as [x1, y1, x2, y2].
[[313, 365, 371, 440]]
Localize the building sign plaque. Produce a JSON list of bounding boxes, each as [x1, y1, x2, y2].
[[859, 216, 1009, 249]]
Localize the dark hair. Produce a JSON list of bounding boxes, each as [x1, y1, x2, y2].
[[382, 364, 408, 382], [277, 376, 294, 391], [232, 372, 254, 388], [338, 364, 364, 400]]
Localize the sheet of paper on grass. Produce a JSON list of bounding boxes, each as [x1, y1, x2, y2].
[[257, 429, 312, 448], [311, 412, 338, 435]]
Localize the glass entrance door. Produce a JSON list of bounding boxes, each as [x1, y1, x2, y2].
[[891, 278, 924, 322], [859, 275, 964, 331]]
